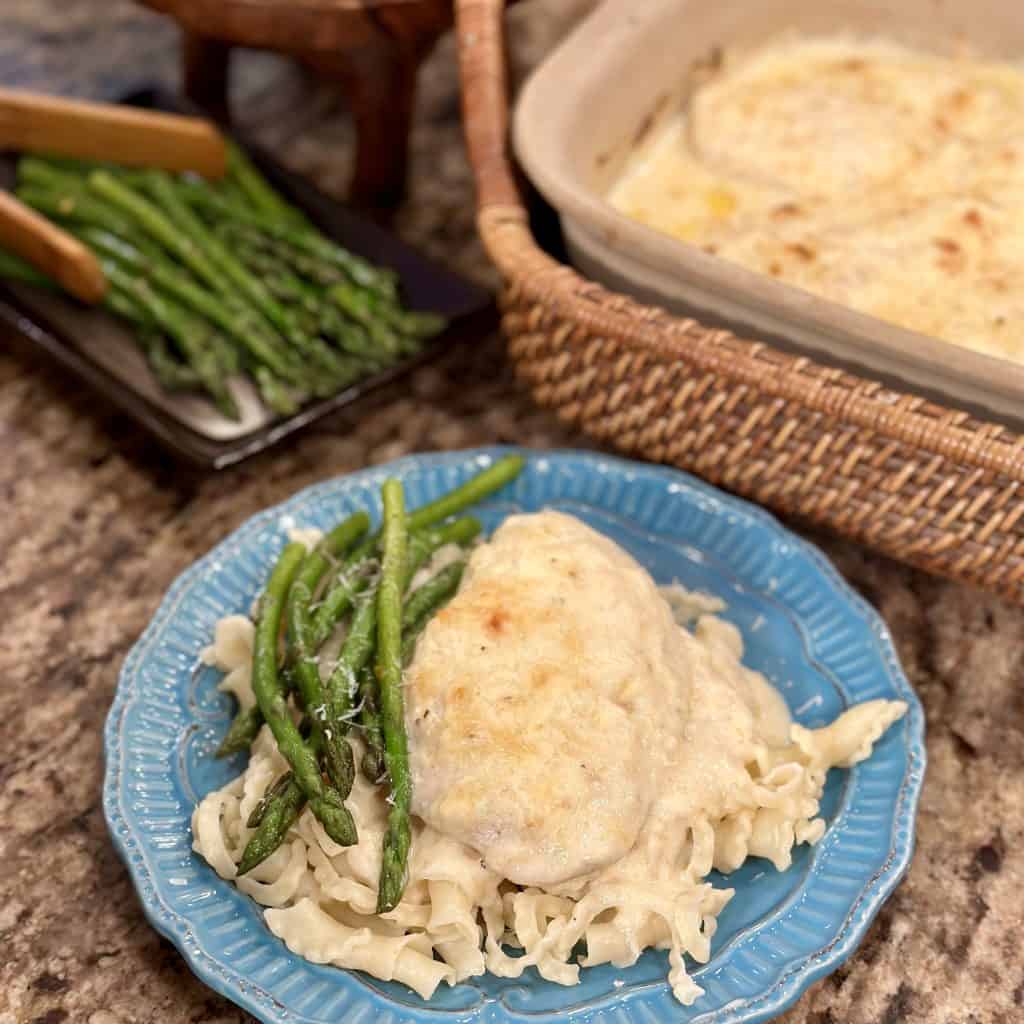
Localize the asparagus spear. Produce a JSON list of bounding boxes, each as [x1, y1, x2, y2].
[[136, 327, 204, 391], [328, 277, 443, 346], [16, 156, 439, 416], [216, 220, 430, 362], [17, 176, 223, 392], [217, 573, 325, 765], [101, 289, 210, 392], [296, 344, 366, 397], [416, 455, 525, 527], [250, 541, 357, 848], [217, 175, 251, 208], [252, 365, 301, 416], [217, 661, 304, 761], [358, 560, 467, 783], [245, 769, 295, 829], [17, 157, 90, 194], [103, 286, 151, 324], [215, 704, 265, 759], [317, 591, 375, 795], [101, 178, 320, 394], [305, 537, 378, 651], [105, 287, 212, 391], [375, 480, 412, 912], [226, 253, 325, 354], [287, 512, 371, 795], [225, 141, 308, 226], [229, 240, 374, 346], [217, 228, 410, 356], [17, 184, 141, 244], [19, 154, 145, 185], [401, 561, 466, 643], [356, 669, 385, 783], [237, 764, 308, 874], [141, 170, 265, 299]]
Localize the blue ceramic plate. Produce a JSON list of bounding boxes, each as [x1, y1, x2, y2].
[[103, 448, 925, 1024]]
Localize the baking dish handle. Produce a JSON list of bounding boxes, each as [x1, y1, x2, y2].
[[455, 0, 522, 212]]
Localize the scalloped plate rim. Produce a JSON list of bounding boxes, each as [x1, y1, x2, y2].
[[103, 446, 925, 1024]]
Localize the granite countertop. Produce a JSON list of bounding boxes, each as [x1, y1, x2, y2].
[[1, 3, 1022, 1022]]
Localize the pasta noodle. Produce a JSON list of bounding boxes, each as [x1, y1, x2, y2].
[[200, 615, 256, 711], [193, 515, 906, 1005]]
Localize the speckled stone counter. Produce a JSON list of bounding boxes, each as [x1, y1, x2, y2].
[[1, 4, 1022, 1022]]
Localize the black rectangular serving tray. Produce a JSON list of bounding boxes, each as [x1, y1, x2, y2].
[[0, 87, 494, 469]]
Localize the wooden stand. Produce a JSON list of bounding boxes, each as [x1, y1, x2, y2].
[[141, 0, 455, 210]]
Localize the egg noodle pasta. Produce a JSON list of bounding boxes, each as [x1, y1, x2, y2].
[[193, 512, 905, 1005]]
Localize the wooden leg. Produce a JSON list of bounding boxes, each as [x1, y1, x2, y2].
[[309, 43, 426, 213], [350, 47, 419, 211], [182, 31, 232, 124]]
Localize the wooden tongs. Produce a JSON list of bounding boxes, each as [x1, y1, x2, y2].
[[0, 89, 227, 302]]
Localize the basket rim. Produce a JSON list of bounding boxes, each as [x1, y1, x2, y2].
[[454, 0, 1024, 484]]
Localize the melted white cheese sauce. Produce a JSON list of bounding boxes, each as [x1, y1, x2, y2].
[[406, 511, 795, 889], [609, 36, 1024, 360]]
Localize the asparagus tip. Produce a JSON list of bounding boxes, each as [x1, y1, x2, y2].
[[313, 797, 359, 848], [236, 843, 267, 877]]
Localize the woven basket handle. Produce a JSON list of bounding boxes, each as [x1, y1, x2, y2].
[[455, 0, 521, 211]]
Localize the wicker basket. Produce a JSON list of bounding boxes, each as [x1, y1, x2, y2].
[[455, 0, 1024, 602]]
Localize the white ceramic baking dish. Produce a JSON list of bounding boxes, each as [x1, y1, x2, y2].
[[513, 0, 1024, 427]]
